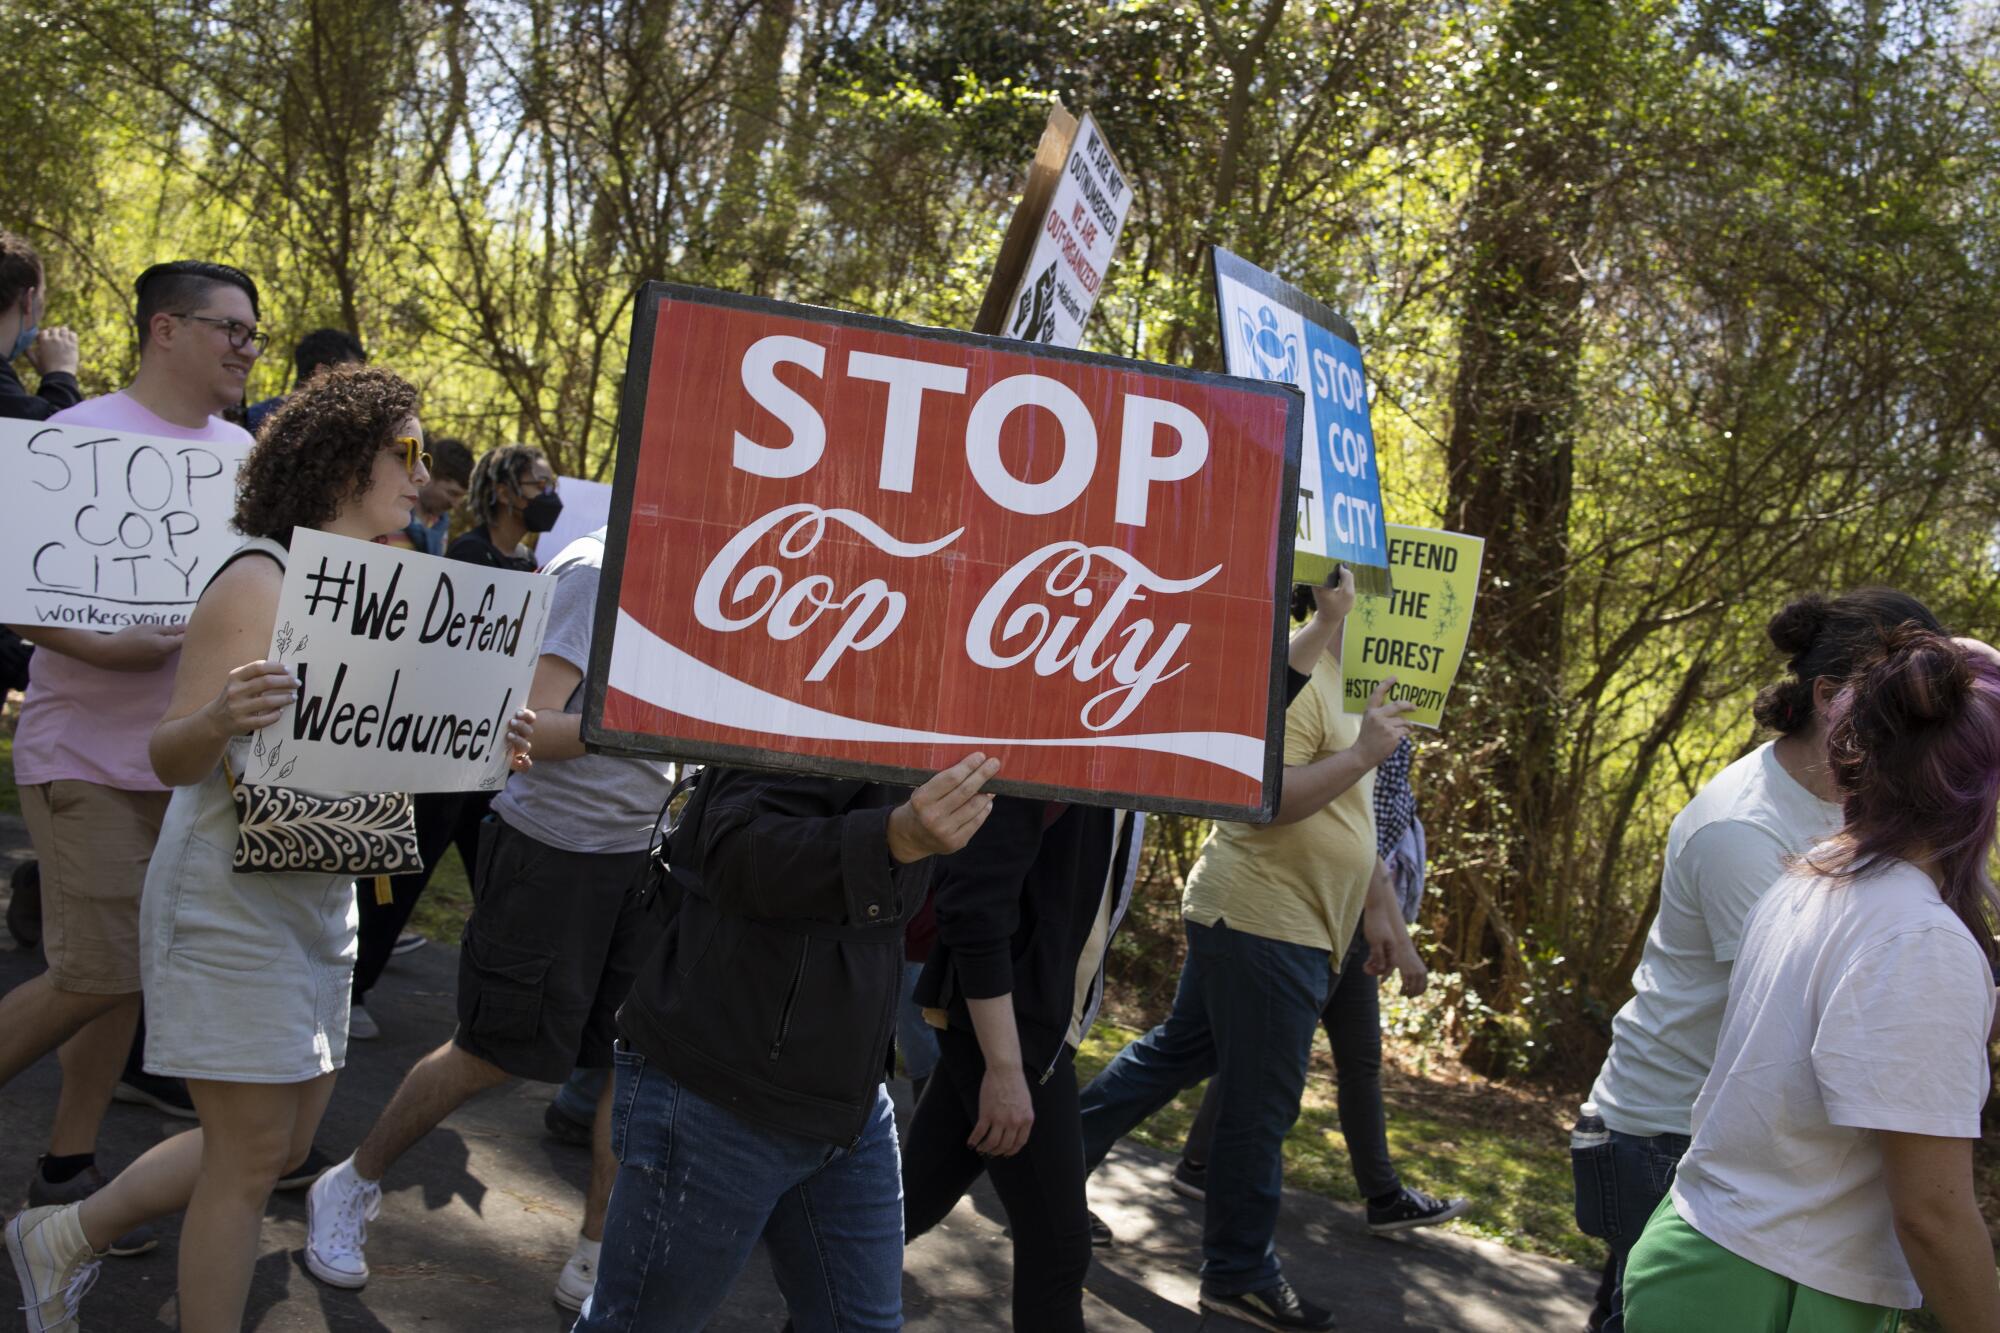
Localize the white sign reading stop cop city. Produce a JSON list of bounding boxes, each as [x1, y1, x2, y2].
[[1001, 113, 1134, 350], [0, 417, 254, 629]]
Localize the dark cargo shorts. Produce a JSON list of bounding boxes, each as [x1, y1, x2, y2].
[[453, 815, 663, 1083]]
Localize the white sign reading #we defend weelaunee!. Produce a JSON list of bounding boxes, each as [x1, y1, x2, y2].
[[0, 418, 254, 629], [249, 528, 554, 794]]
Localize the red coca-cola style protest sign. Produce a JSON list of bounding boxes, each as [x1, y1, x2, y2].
[[585, 284, 1301, 819]]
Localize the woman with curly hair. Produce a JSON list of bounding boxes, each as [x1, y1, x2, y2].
[[3, 365, 534, 1333], [1623, 629, 2000, 1331], [1574, 587, 1943, 1333]]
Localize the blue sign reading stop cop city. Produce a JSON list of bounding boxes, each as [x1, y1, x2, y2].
[[1212, 247, 1391, 596]]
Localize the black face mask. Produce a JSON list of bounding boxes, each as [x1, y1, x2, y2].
[[522, 489, 563, 533]]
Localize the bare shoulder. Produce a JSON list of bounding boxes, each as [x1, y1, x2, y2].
[[189, 551, 285, 638]]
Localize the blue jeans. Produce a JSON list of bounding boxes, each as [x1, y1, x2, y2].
[[1079, 918, 1333, 1296], [552, 1066, 608, 1125], [574, 1048, 904, 1332], [1576, 1128, 1690, 1333], [896, 960, 939, 1081]]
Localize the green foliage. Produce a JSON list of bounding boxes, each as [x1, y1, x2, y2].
[[8, 0, 2000, 1064]]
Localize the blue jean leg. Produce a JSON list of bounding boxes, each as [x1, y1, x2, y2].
[[1078, 921, 1221, 1170], [552, 1065, 608, 1125], [575, 1050, 903, 1332], [1198, 921, 1333, 1296], [762, 1088, 904, 1333], [1589, 1129, 1690, 1333]]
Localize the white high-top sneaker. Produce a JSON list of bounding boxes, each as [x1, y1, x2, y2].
[[5, 1202, 102, 1333], [553, 1234, 601, 1312], [305, 1156, 382, 1289]]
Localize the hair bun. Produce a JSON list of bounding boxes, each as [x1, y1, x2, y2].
[[1767, 594, 1831, 661], [1856, 627, 1971, 729]]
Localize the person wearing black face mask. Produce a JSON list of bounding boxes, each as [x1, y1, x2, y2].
[[449, 443, 560, 572]]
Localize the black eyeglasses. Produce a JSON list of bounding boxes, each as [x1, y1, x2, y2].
[[173, 313, 269, 352]]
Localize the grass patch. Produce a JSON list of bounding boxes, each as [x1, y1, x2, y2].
[[1076, 1020, 1599, 1267], [404, 842, 475, 946]]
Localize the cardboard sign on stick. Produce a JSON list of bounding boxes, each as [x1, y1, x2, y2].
[[1340, 525, 1485, 728], [586, 283, 1304, 821], [250, 528, 554, 794], [976, 106, 1133, 350], [0, 418, 253, 629], [1212, 247, 1393, 596]]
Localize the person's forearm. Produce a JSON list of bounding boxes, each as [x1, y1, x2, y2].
[[966, 994, 1026, 1074], [527, 710, 586, 763], [9, 624, 118, 668], [1273, 748, 1374, 825], [1287, 614, 1338, 675], [1364, 860, 1404, 936], [1898, 1209, 2000, 1332], [150, 705, 235, 788]]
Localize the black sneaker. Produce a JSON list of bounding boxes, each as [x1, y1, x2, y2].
[[113, 1071, 199, 1119], [7, 860, 42, 950], [1169, 1156, 1206, 1202], [1087, 1209, 1114, 1249], [275, 1145, 335, 1192], [28, 1158, 157, 1256], [1199, 1277, 1337, 1331], [1365, 1185, 1471, 1235], [543, 1100, 593, 1148]]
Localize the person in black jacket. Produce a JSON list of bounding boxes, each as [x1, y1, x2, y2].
[[572, 753, 1000, 1333], [900, 799, 1141, 1331], [0, 231, 82, 422]]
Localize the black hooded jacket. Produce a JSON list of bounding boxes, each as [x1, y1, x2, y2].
[[617, 767, 928, 1147]]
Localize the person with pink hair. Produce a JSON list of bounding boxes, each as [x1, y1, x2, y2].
[[1624, 628, 2000, 1332]]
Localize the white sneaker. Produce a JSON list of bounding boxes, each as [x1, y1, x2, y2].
[[6, 1203, 102, 1333], [348, 1004, 380, 1040], [553, 1236, 601, 1313], [305, 1157, 382, 1289]]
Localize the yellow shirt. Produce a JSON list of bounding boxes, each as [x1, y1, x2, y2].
[[1183, 653, 1376, 955]]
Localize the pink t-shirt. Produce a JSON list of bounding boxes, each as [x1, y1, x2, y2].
[[12, 393, 254, 792]]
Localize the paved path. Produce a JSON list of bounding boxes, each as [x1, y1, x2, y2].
[[0, 812, 1595, 1330]]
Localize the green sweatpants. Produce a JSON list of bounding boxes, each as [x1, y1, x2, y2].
[[1623, 1195, 1901, 1333]]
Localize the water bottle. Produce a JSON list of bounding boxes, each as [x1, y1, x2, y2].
[[1570, 1100, 1614, 1238], [1570, 1100, 1610, 1151]]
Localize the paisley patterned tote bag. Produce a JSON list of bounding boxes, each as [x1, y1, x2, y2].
[[221, 757, 421, 877]]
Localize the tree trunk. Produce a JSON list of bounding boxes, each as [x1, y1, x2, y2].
[[1437, 0, 1617, 1043]]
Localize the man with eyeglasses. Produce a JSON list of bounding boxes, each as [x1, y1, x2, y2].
[[0, 260, 261, 1258]]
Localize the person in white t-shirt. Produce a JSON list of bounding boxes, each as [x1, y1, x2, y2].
[[1575, 588, 1944, 1333], [1623, 628, 2000, 1332]]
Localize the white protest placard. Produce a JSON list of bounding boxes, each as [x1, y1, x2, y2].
[[0, 418, 253, 629], [998, 112, 1133, 349], [538, 475, 612, 563], [249, 528, 554, 794]]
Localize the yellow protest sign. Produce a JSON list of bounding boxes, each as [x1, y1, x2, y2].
[[1341, 525, 1484, 729]]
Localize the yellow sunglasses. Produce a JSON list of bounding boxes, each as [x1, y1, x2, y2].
[[391, 436, 433, 475]]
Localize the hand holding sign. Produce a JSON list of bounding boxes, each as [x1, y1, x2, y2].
[[1313, 564, 1356, 624], [505, 707, 536, 773], [887, 753, 1003, 864], [1357, 678, 1415, 766], [213, 659, 300, 734], [85, 623, 187, 672]]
